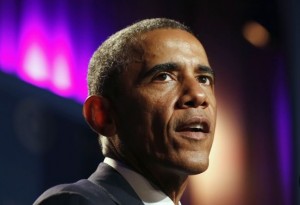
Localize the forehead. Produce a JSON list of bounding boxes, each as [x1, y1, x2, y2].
[[139, 29, 209, 66], [141, 28, 199, 45]]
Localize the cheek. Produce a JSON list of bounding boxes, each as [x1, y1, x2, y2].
[[135, 89, 177, 143], [138, 85, 178, 113], [206, 90, 217, 112], [148, 92, 178, 135], [115, 85, 178, 138]]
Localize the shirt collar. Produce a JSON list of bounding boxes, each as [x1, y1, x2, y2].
[[104, 157, 180, 205]]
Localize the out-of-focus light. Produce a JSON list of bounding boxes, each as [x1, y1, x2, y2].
[[274, 65, 292, 205], [0, 0, 17, 73], [49, 25, 74, 97], [0, 0, 112, 103], [23, 43, 49, 81], [18, 9, 50, 88], [0, 30, 17, 73], [189, 101, 246, 205], [52, 55, 71, 91], [243, 21, 270, 47]]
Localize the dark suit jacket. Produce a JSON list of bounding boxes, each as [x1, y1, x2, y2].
[[33, 163, 144, 205]]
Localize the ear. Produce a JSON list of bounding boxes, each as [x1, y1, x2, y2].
[[83, 95, 116, 137]]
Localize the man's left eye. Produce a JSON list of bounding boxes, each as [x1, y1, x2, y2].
[[198, 76, 212, 85]]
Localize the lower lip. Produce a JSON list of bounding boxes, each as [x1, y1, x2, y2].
[[177, 131, 208, 140]]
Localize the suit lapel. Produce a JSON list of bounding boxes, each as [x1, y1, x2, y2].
[[88, 163, 144, 205]]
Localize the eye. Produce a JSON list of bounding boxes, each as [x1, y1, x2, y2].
[[198, 76, 212, 86], [153, 73, 173, 82]]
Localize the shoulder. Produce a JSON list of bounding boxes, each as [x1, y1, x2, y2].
[[34, 179, 117, 205]]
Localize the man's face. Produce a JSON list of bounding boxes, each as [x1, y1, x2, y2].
[[112, 29, 217, 175]]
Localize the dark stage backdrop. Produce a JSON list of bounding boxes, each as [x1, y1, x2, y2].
[[0, 0, 298, 204], [0, 72, 101, 205]]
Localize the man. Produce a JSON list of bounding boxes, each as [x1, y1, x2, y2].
[[34, 18, 217, 205]]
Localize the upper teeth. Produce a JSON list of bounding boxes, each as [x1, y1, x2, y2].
[[189, 124, 203, 129]]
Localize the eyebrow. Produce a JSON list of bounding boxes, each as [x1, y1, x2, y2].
[[142, 62, 215, 78], [143, 63, 179, 77], [198, 65, 215, 78]]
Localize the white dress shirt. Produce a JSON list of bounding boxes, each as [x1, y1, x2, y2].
[[104, 157, 181, 205]]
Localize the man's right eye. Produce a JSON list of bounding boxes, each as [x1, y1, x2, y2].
[[153, 73, 173, 82]]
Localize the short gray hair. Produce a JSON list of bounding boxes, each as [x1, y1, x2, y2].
[[87, 18, 192, 98]]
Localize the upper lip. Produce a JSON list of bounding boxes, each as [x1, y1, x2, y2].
[[175, 117, 210, 133]]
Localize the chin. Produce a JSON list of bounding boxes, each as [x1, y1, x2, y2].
[[179, 154, 210, 175], [150, 151, 211, 175], [189, 163, 209, 175]]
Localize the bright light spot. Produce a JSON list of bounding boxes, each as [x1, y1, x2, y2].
[[189, 102, 246, 205], [23, 43, 48, 81], [243, 21, 270, 47], [52, 55, 71, 90]]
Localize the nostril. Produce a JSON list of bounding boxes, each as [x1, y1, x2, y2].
[[184, 100, 208, 108], [184, 101, 196, 107], [201, 100, 208, 108]]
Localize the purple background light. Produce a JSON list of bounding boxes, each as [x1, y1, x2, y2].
[[0, 0, 115, 102], [275, 60, 293, 205], [0, 0, 18, 73], [18, 20, 49, 87]]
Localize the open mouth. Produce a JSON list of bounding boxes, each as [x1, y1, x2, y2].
[[175, 117, 210, 134]]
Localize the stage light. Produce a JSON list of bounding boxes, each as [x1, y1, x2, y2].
[[189, 100, 246, 205], [243, 21, 270, 47], [23, 43, 49, 82], [0, 0, 111, 102], [52, 54, 71, 91]]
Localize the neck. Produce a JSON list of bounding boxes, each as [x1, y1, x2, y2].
[[150, 166, 188, 204], [107, 150, 188, 204], [131, 160, 189, 204]]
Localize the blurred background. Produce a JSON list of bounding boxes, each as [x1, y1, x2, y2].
[[0, 0, 299, 204]]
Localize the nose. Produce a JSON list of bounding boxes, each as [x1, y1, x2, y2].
[[176, 77, 208, 109]]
